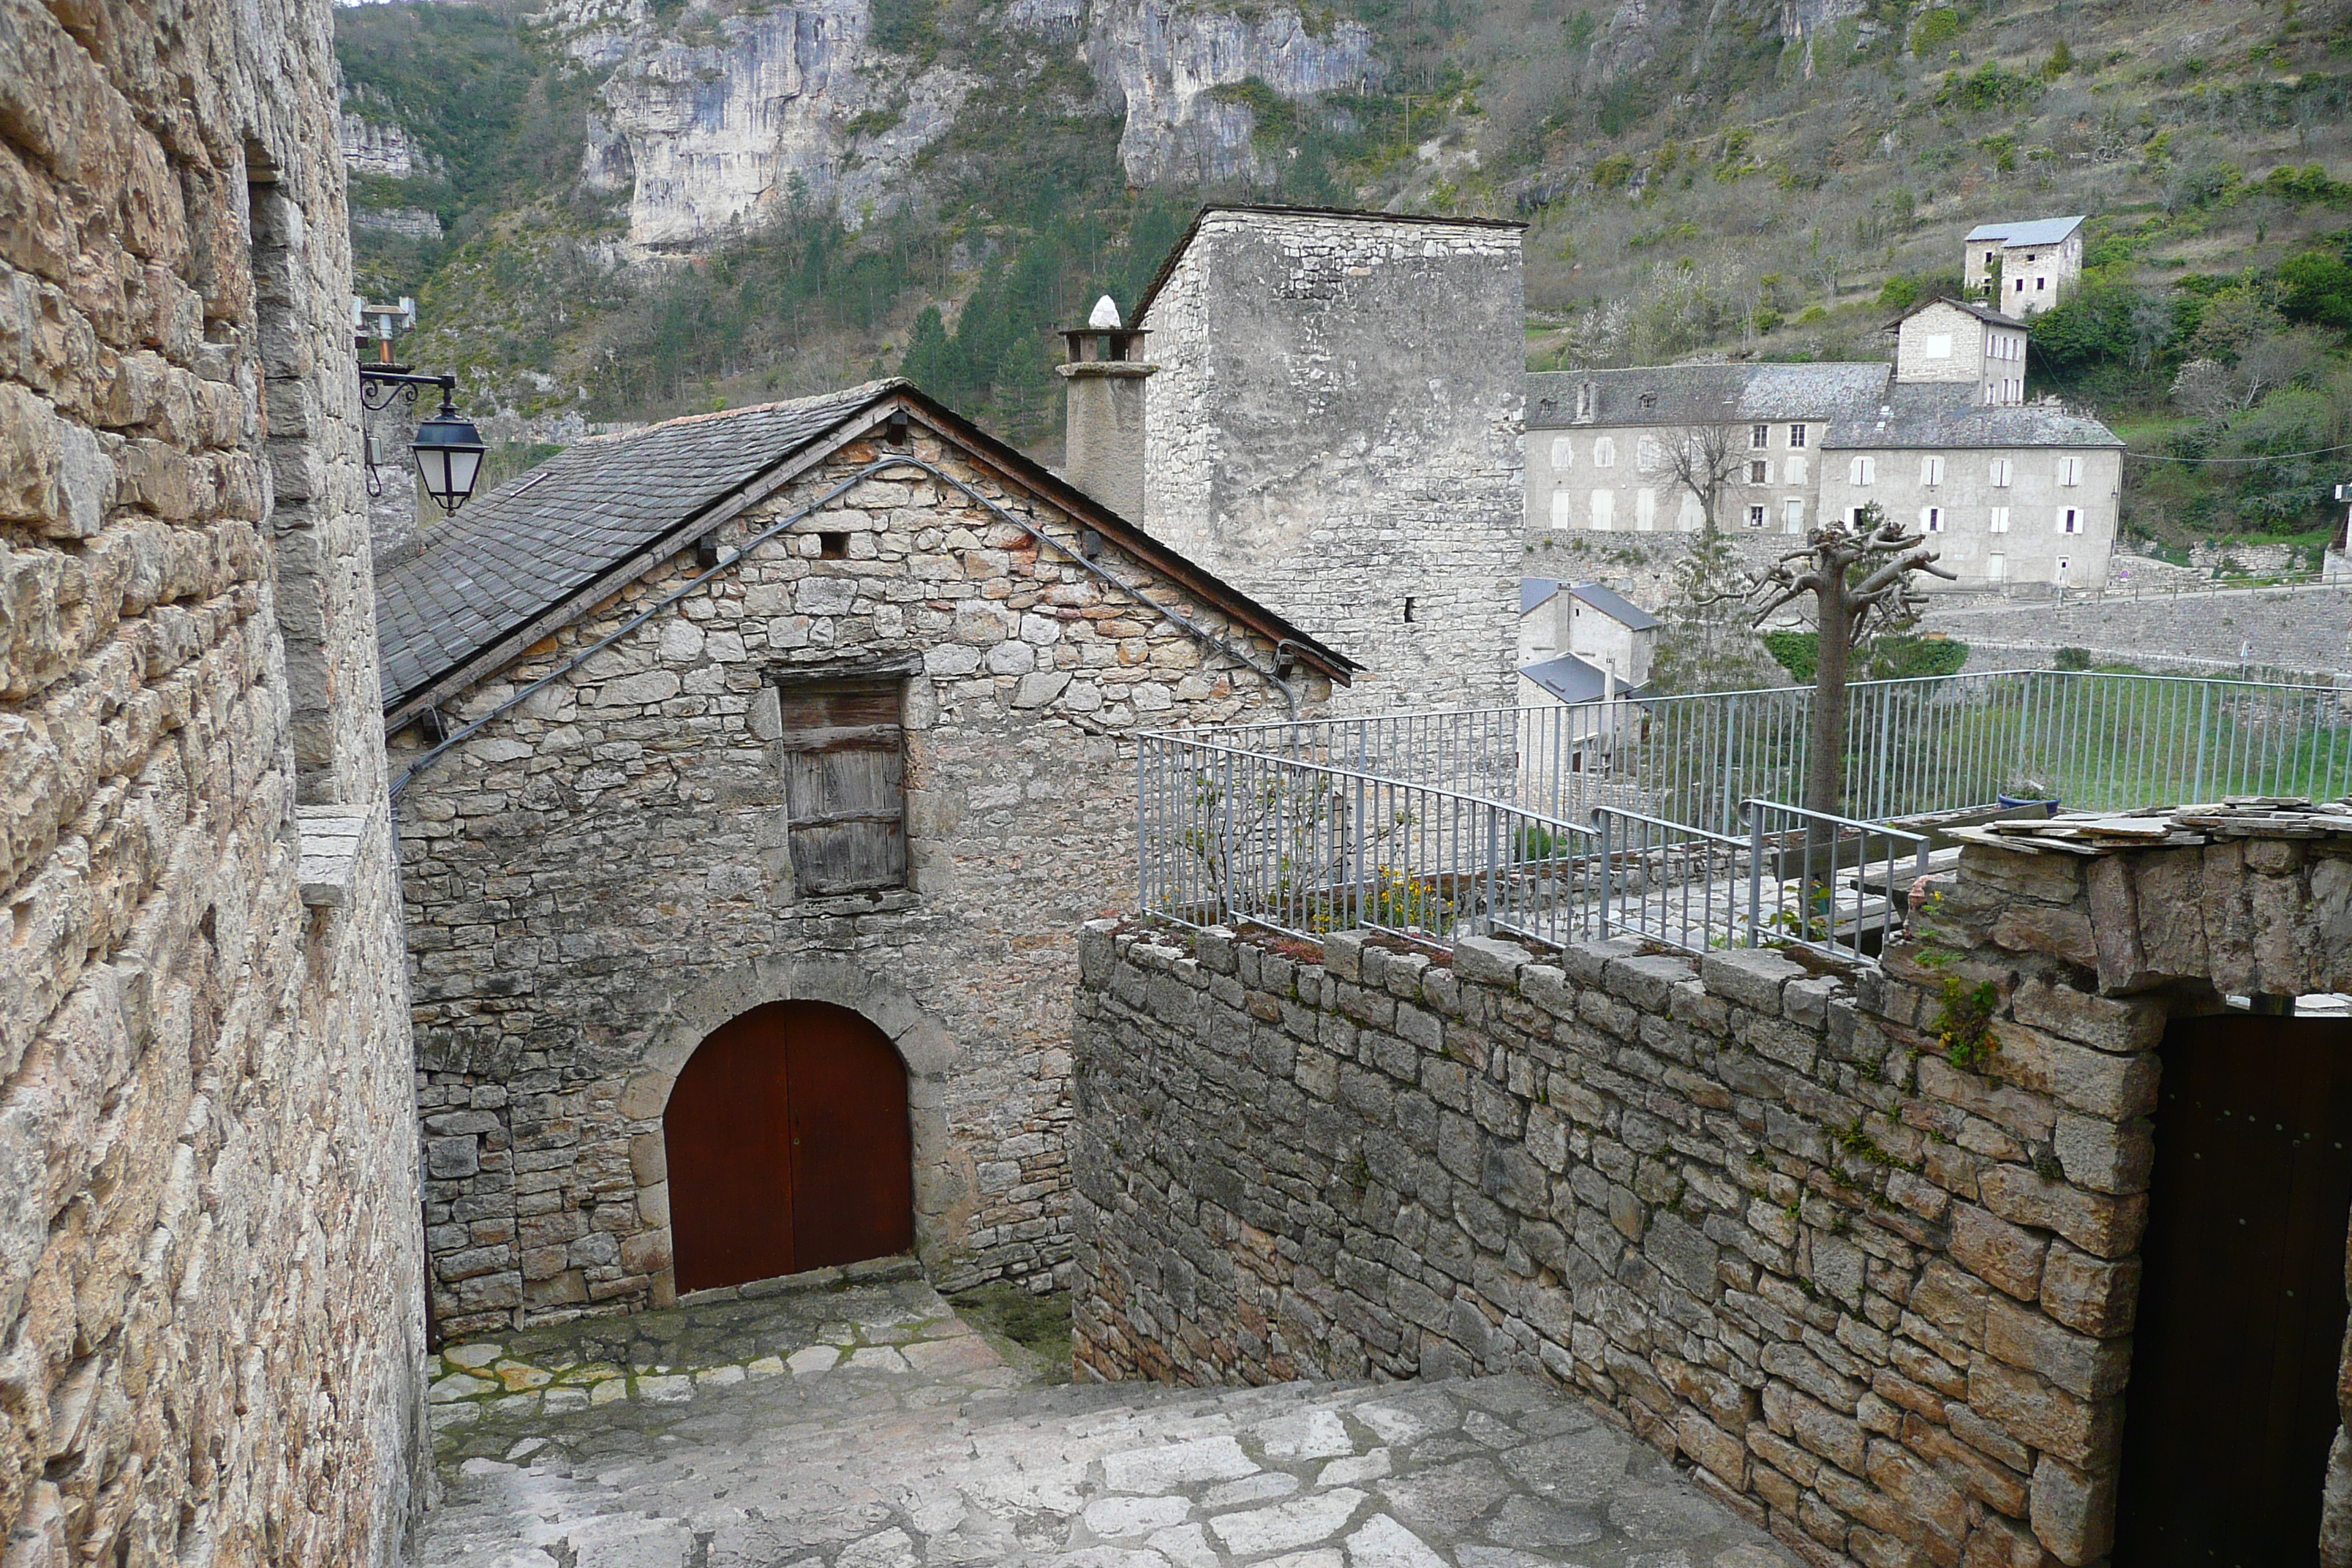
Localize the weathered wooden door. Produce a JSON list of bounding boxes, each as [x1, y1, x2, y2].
[[2114, 1014, 2352, 1563], [664, 1000, 914, 1292]]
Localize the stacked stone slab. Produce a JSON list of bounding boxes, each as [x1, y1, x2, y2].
[[1073, 821, 2352, 1566], [1137, 207, 1525, 713], [0, 1, 425, 1563], [392, 413, 1338, 1338]]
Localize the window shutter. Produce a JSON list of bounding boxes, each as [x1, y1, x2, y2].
[[776, 680, 907, 896]]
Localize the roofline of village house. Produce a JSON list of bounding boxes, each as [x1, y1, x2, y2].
[[380, 384, 1357, 733]]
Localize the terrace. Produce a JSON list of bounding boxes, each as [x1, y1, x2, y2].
[[1138, 669, 2352, 962]]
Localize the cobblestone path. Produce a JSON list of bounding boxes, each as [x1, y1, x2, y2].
[[412, 1275, 1797, 1568]]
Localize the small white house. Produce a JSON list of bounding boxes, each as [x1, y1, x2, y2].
[[1520, 578, 1657, 688], [1962, 216, 2085, 317]]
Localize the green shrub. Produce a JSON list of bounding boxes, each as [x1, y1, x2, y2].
[[1935, 62, 2042, 112], [1910, 8, 1962, 53]]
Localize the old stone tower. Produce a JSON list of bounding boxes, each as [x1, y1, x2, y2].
[[1134, 206, 1526, 712], [1, 0, 426, 1561]]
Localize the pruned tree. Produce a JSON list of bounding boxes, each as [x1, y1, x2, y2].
[[1752, 502, 1956, 819], [1641, 421, 1748, 531]]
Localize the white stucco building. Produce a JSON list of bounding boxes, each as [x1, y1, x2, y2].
[[1525, 298, 2124, 592]]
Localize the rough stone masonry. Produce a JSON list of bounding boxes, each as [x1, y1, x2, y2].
[[0, 0, 426, 1564], [1072, 821, 2352, 1567], [1137, 208, 1525, 714], [391, 405, 1338, 1340]]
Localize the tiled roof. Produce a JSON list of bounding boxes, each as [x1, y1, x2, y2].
[[1823, 383, 2125, 451], [1520, 576, 1561, 615], [378, 382, 891, 711], [1567, 581, 1660, 631], [1964, 216, 2084, 246], [1907, 297, 2020, 328], [1526, 363, 1890, 429], [1520, 652, 1646, 705]]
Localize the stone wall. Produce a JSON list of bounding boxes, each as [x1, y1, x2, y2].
[[1138, 208, 1524, 712], [0, 1, 424, 1564], [393, 421, 1327, 1339], [1921, 581, 2352, 677], [1072, 823, 2352, 1566]]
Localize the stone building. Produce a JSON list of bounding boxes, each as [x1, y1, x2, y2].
[[1963, 216, 2086, 317], [380, 380, 1353, 1338], [1526, 300, 2123, 592], [1, 0, 425, 1563], [1134, 206, 1526, 712]]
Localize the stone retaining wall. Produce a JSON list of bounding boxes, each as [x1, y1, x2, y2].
[[1072, 827, 2352, 1566], [1, 1, 425, 1562]]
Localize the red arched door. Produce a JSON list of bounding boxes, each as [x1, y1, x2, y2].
[[664, 1000, 913, 1292]]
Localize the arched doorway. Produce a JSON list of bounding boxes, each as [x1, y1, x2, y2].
[[664, 1000, 913, 1292]]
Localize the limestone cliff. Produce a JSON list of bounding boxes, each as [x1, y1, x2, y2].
[[532, 0, 1381, 255]]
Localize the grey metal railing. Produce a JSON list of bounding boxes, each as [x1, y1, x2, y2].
[[1194, 671, 2352, 832], [1137, 732, 1605, 949], [1589, 807, 1751, 953], [1743, 801, 1932, 964], [1139, 670, 2350, 960]]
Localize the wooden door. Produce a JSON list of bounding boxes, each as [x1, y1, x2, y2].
[[663, 1000, 913, 1292], [2114, 1014, 2352, 1564]]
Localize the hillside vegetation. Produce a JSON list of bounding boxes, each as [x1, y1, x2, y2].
[[338, 0, 2352, 543]]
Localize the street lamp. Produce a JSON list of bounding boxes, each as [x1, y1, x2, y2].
[[359, 368, 487, 514]]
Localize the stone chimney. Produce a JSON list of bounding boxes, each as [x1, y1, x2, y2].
[[1056, 295, 1156, 522]]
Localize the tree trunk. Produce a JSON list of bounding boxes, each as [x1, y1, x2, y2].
[[1798, 579, 1852, 935]]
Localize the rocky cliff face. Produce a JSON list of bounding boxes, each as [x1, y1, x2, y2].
[[536, 0, 1382, 256]]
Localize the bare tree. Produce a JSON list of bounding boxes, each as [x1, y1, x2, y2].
[[1752, 502, 1956, 819], [1642, 422, 1749, 530]]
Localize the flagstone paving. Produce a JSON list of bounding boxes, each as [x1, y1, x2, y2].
[[412, 1275, 1798, 1568]]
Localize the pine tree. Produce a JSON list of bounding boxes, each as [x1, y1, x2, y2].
[[1648, 525, 1778, 694]]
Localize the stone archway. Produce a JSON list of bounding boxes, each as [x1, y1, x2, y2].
[[620, 954, 968, 1303]]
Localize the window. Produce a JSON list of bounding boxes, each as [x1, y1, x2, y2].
[[1637, 436, 1662, 469], [1989, 459, 2013, 487], [2058, 456, 2082, 487], [2056, 555, 2073, 581], [817, 530, 851, 559], [1593, 437, 1616, 468], [1403, 598, 1415, 622], [1550, 436, 1575, 470], [1920, 456, 1945, 486], [1635, 488, 1656, 530], [1921, 333, 1953, 361], [2059, 506, 2082, 534], [2016, 278, 2027, 294], [1986, 552, 2007, 580], [2036, 277, 2047, 292], [1788, 423, 1807, 448], [1850, 456, 1876, 485], [1785, 455, 1807, 485], [1921, 506, 1944, 532], [1751, 424, 1771, 449], [1550, 489, 1575, 528], [1590, 489, 1614, 529], [1784, 498, 1805, 532], [1749, 460, 1769, 485], [1746, 505, 1767, 529], [777, 679, 907, 896], [1989, 506, 2011, 534]]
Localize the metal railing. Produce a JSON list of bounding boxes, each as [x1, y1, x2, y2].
[[1743, 801, 1932, 964], [1589, 807, 1751, 953], [1139, 669, 2351, 961], [1137, 732, 1603, 949], [1194, 671, 2352, 834]]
